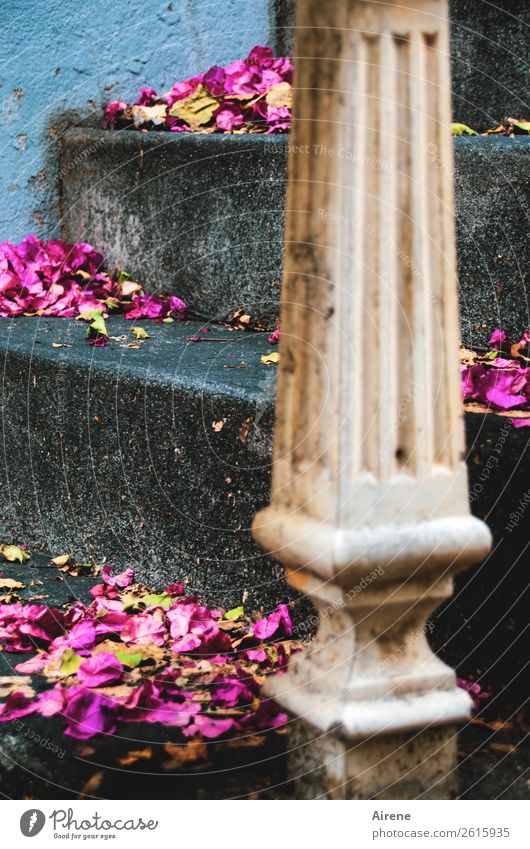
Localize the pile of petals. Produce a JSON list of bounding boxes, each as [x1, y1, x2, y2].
[[452, 118, 530, 136], [103, 45, 292, 134], [0, 567, 299, 740], [0, 234, 186, 325], [461, 328, 530, 427]]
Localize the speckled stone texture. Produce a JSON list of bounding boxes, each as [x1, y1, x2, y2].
[[0, 316, 288, 612], [285, 719, 459, 799], [60, 130, 287, 327], [450, 0, 530, 131], [0, 316, 528, 704], [60, 131, 530, 341], [454, 138, 530, 347]]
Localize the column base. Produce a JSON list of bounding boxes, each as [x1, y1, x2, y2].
[[286, 719, 459, 800]]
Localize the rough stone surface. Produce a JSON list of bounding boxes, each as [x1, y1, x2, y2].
[[60, 130, 286, 326], [0, 316, 290, 612], [0, 315, 528, 689], [450, 0, 530, 131], [454, 138, 530, 347], [286, 720, 459, 800], [60, 131, 530, 340]]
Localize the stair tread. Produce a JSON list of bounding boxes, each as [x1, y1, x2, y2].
[[0, 317, 274, 403]]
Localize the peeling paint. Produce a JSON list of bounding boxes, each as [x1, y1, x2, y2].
[[0, 0, 275, 241]]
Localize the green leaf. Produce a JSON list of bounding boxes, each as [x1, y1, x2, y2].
[[511, 121, 530, 134], [131, 326, 150, 340], [116, 651, 143, 668], [162, 317, 174, 324], [451, 123, 477, 136], [59, 649, 82, 676], [81, 309, 108, 336], [224, 606, 244, 621], [141, 593, 173, 610]]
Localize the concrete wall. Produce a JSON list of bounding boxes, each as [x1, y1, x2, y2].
[[0, 0, 276, 241]]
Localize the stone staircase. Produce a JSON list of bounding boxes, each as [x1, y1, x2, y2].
[[1, 0, 529, 798]]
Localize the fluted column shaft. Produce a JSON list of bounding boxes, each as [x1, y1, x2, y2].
[[253, 0, 491, 797]]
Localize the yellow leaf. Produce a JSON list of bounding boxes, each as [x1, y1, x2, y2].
[[0, 544, 30, 563], [50, 554, 70, 566], [260, 352, 280, 365], [118, 747, 153, 766], [131, 327, 150, 340], [451, 123, 477, 136], [169, 84, 219, 128], [104, 297, 121, 310], [0, 578, 24, 590], [162, 739, 208, 771], [266, 82, 293, 109]]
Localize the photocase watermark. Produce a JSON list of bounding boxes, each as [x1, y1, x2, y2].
[[376, 382, 423, 468], [20, 809, 46, 837], [58, 136, 107, 182], [317, 208, 426, 292], [294, 566, 386, 640], [264, 141, 391, 174], [322, 566, 385, 616], [19, 807, 159, 840], [343, 619, 436, 693]]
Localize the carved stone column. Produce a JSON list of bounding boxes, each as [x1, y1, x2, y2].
[[253, 0, 491, 799]]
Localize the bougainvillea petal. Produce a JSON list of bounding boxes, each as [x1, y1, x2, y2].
[[0, 236, 187, 333], [103, 46, 292, 135], [0, 570, 298, 741], [77, 653, 124, 687]]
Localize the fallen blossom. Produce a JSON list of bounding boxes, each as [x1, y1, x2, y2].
[[461, 329, 530, 427], [103, 46, 292, 135], [77, 653, 124, 688], [0, 565, 301, 741], [253, 603, 293, 640], [0, 235, 187, 328]]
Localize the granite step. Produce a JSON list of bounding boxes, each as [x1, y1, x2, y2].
[[0, 557, 527, 800], [0, 314, 528, 712], [60, 131, 530, 344]]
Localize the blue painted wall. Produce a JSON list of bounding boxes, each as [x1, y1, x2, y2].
[[0, 0, 275, 242]]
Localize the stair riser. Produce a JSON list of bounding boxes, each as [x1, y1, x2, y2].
[[0, 322, 283, 610], [60, 132, 530, 343]]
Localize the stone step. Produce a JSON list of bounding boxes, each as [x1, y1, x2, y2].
[[0, 316, 283, 612], [0, 557, 527, 800], [0, 315, 528, 711], [274, 0, 530, 131], [0, 556, 287, 800], [449, 0, 530, 131], [60, 130, 530, 344]]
